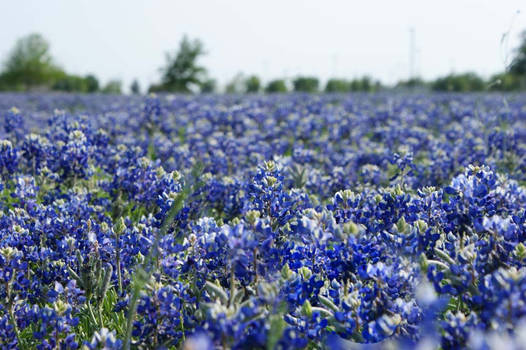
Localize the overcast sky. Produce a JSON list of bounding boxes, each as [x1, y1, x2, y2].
[[0, 0, 524, 91]]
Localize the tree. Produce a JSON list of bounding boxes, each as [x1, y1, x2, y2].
[[396, 77, 427, 90], [130, 79, 141, 94], [85, 74, 99, 93], [244, 75, 261, 93], [349, 79, 362, 92], [506, 30, 526, 89], [354, 76, 372, 92], [102, 80, 122, 94], [151, 35, 207, 93], [509, 30, 526, 75], [225, 73, 245, 93], [361, 76, 372, 92], [325, 79, 349, 92], [431, 73, 485, 92], [293, 76, 319, 92], [0, 33, 64, 90], [200, 78, 217, 93], [50, 74, 100, 93], [347, 76, 381, 92], [488, 73, 522, 91], [265, 79, 288, 93], [52, 75, 87, 92]]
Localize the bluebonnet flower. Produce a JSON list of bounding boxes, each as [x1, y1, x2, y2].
[[3, 107, 25, 141], [0, 92, 524, 348], [84, 328, 122, 350], [182, 332, 214, 350], [0, 140, 19, 176]]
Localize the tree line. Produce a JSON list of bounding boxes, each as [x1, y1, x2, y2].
[[0, 34, 131, 94], [1, 32, 526, 94]]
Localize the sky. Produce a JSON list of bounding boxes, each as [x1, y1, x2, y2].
[[0, 0, 524, 92]]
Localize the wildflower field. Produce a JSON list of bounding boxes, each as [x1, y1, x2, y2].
[[0, 92, 525, 349]]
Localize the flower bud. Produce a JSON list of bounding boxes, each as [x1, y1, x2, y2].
[[301, 300, 313, 317], [114, 217, 126, 236], [245, 210, 260, 226]]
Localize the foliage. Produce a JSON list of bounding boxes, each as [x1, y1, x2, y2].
[[293, 76, 319, 92], [130, 80, 141, 95], [84, 75, 100, 93], [431, 73, 486, 92], [265, 79, 288, 93], [509, 30, 526, 76], [200, 78, 217, 93], [488, 73, 524, 91], [225, 73, 245, 94], [244, 75, 261, 93], [349, 76, 382, 92], [52, 74, 101, 93], [0, 33, 65, 91], [325, 79, 349, 92], [0, 93, 525, 349], [101, 80, 122, 94], [396, 77, 428, 90], [150, 35, 207, 93], [0, 34, 103, 94]]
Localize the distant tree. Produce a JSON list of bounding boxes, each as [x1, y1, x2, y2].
[[265, 79, 288, 93], [431, 75, 453, 92], [396, 77, 427, 89], [130, 79, 141, 94], [147, 83, 162, 93], [0, 33, 64, 90], [225, 73, 245, 93], [85, 74, 99, 92], [244, 75, 261, 93], [293, 76, 319, 92], [349, 79, 362, 92], [52, 75, 87, 92], [506, 30, 526, 89], [151, 35, 207, 93], [200, 78, 217, 93], [432, 73, 485, 92], [102, 80, 122, 94], [50, 74, 100, 93], [347, 76, 381, 92], [466, 74, 485, 91], [325, 79, 349, 92], [488, 73, 522, 91], [360, 76, 371, 92], [509, 30, 526, 75]]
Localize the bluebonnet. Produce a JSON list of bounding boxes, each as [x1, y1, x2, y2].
[[0, 92, 524, 349]]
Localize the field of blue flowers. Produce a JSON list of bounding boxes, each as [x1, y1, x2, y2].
[[0, 92, 525, 349]]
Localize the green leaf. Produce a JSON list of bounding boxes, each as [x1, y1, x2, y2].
[[267, 314, 286, 350], [204, 281, 229, 305]]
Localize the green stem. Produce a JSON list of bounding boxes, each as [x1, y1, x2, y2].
[[116, 245, 123, 294], [229, 264, 235, 308], [123, 163, 204, 350], [124, 269, 146, 350], [180, 313, 186, 343], [98, 307, 104, 328], [8, 302, 23, 348], [253, 248, 258, 284], [6, 280, 23, 349], [427, 259, 450, 270], [87, 302, 98, 327]]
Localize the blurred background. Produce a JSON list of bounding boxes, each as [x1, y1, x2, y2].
[[0, 0, 525, 94]]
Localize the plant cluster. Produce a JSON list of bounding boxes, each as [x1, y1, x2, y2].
[[0, 92, 525, 349]]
